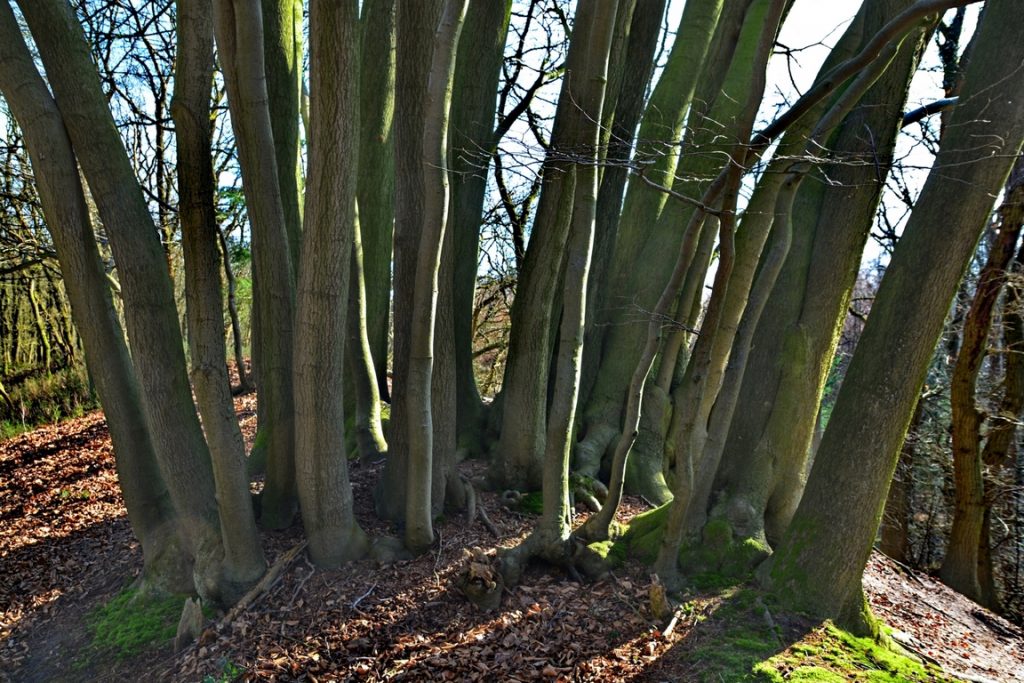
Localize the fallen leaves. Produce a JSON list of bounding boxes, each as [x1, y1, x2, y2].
[[2, 400, 1024, 682]]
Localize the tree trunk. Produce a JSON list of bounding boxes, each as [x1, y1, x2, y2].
[[260, 0, 303, 268], [490, 0, 638, 491], [293, 0, 369, 568], [17, 0, 243, 602], [879, 392, 929, 564], [713, 0, 923, 549], [212, 0, 298, 529], [0, 2, 190, 594], [375, 0, 443, 524], [500, 0, 619, 581], [579, 0, 667, 412], [573, 0, 740, 477], [347, 210, 388, 461], [941, 157, 1024, 602], [764, 0, 1024, 635], [358, 0, 396, 402], [399, 0, 468, 553], [653, 0, 787, 585], [448, 0, 512, 454], [174, 0, 266, 594]]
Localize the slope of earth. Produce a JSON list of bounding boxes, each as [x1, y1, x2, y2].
[[0, 399, 1021, 682]]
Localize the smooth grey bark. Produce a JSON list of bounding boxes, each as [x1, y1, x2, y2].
[[402, 0, 468, 553], [212, 0, 298, 529], [375, 0, 443, 524], [358, 0, 396, 401], [448, 0, 512, 453], [764, 0, 1024, 635], [293, 0, 369, 568], [174, 0, 266, 591], [0, 2, 190, 594]]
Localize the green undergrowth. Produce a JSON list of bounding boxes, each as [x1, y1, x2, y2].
[[84, 587, 203, 661], [678, 588, 961, 682], [610, 504, 769, 589], [0, 364, 95, 438], [517, 491, 544, 515]]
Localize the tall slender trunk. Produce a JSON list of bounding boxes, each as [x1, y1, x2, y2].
[[652, 0, 787, 584], [347, 209, 388, 461], [375, 0, 443, 524], [261, 0, 303, 268], [358, 0, 397, 402], [765, 0, 1024, 634], [448, 0, 512, 453], [573, 0, 740, 477], [217, 226, 251, 391], [0, 3, 190, 594], [294, 0, 369, 568], [401, 0, 469, 553], [500, 0, 619, 581], [490, 0, 634, 491], [174, 0, 266, 594], [212, 0, 298, 529]]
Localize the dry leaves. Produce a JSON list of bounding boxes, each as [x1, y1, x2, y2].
[[2, 398, 1023, 682]]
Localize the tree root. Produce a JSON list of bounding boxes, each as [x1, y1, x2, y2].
[[462, 475, 499, 537]]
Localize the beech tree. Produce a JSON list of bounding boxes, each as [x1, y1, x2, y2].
[[5, 0, 1024, 640], [764, 0, 1024, 633]]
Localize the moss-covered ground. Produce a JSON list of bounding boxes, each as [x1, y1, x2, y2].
[[670, 587, 960, 681], [84, 587, 195, 660], [609, 507, 964, 682]]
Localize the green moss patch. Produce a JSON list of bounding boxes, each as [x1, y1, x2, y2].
[[86, 588, 189, 659], [517, 491, 544, 515], [752, 623, 960, 682], [610, 505, 769, 590], [674, 588, 961, 682]]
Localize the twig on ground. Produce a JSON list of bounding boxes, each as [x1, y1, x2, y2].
[[287, 565, 315, 608], [352, 582, 378, 610]]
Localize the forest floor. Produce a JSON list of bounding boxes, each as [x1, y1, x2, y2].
[[2, 395, 1023, 682]]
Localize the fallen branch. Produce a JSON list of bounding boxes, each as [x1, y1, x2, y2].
[[220, 540, 308, 626]]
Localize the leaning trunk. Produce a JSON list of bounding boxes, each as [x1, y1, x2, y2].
[[0, 3, 190, 594], [764, 0, 1024, 635]]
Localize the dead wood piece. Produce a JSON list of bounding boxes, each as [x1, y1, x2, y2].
[[649, 574, 671, 622], [174, 597, 204, 653], [455, 547, 504, 611], [220, 540, 308, 626]]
